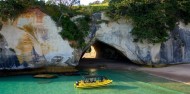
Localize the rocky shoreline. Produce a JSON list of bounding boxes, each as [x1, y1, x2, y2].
[[1, 58, 190, 86], [0, 66, 78, 77]]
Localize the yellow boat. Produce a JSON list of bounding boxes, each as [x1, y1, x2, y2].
[[74, 75, 112, 88]]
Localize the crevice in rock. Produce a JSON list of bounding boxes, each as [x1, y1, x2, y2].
[[0, 22, 2, 31]]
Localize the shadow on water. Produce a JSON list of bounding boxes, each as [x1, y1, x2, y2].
[[75, 85, 138, 90], [0, 69, 187, 83], [36, 80, 53, 84], [0, 59, 182, 84], [104, 85, 138, 90]]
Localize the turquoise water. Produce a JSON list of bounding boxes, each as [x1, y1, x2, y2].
[[0, 69, 190, 94]]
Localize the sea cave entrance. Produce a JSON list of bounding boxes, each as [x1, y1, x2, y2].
[[78, 40, 135, 69]]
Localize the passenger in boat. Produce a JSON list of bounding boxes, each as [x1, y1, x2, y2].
[[104, 77, 108, 80], [100, 77, 103, 82], [90, 78, 94, 83], [84, 79, 90, 83], [76, 81, 79, 85], [92, 79, 96, 83]]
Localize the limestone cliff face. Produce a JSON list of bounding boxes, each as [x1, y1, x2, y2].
[[160, 22, 190, 64], [1, 9, 190, 69], [93, 13, 190, 65], [95, 17, 159, 65], [0, 8, 75, 69]]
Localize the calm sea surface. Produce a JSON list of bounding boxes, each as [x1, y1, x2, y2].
[[0, 69, 190, 94]]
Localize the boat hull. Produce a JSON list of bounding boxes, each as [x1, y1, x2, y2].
[[74, 80, 112, 88]]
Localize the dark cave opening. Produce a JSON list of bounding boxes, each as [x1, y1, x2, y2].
[[93, 40, 129, 61], [80, 40, 133, 63]]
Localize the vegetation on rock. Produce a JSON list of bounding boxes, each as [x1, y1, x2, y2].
[[0, 0, 90, 48], [2, 0, 188, 45], [107, 0, 190, 43]]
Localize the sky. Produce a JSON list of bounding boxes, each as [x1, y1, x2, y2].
[[45, 0, 104, 5], [80, 0, 103, 5]]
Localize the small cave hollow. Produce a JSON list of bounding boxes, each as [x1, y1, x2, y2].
[[79, 40, 133, 66], [82, 40, 128, 60]]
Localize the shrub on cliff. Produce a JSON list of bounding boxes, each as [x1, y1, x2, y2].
[[107, 0, 190, 43], [0, 0, 91, 48]]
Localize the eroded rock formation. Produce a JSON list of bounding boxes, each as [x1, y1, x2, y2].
[[93, 13, 190, 65], [1, 9, 190, 69], [0, 8, 75, 69]]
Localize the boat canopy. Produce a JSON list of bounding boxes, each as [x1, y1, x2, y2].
[[83, 75, 107, 78], [74, 75, 113, 88], [82, 75, 108, 81]]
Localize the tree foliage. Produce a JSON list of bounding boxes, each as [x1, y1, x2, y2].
[[108, 0, 190, 43], [102, 0, 110, 3], [0, 0, 45, 20], [89, 0, 101, 5], [0, 0, 90, 48]]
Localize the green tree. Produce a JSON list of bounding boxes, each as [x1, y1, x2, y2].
[[102, 0, 110, 3], [107, 0, 190, 43], [0, 0, 90, 48]]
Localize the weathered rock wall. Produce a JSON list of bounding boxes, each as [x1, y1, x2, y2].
[[160, 22, 190, 64], [1, 9, 190, 69], [93, 13, 190, 65], [0, 8, 76, 69]]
